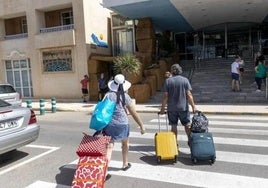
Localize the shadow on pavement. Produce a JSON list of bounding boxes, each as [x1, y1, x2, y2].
[[0, 150, 28, 168], [55, 164, 76, 187]]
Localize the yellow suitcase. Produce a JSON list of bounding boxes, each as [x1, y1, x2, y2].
[[155, 113, 178, 163]]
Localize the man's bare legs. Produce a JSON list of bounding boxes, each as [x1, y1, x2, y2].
[[171, 124, 191, 146], [232, 79, 240, 91], [171, 125, 177, 139]]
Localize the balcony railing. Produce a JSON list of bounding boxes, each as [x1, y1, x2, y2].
[[4, 33, 28, 40], [40, 24, 74, 33]]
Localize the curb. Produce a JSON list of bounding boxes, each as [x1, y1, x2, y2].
[[30, 107, 268, 116]]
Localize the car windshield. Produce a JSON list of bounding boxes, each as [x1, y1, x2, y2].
[[0, 99, 11, 107], [0, 85, 16, 94]]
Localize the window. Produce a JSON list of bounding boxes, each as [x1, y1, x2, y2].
[[5, 16, 28, 35], [42, 49, 72, 72], [61, 11, 73, 25], [22, 17, 27, 33]]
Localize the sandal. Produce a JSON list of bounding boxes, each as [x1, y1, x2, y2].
[[122, 163, 131, 171], [105, 174, 112, 181]]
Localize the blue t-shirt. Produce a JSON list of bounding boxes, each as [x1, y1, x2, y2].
[[162, 75, 192, 111], [98, 78, 107, 89], [105, 91, 132, 125]]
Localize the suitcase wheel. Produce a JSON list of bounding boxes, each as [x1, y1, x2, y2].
[[192, 158, 197, 164], [173, 155, 178, 163], [156, 156, 161, 164], [211, 157, 216, 164]]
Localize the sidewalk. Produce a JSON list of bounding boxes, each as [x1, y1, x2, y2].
[[22, 99, 268, 115]]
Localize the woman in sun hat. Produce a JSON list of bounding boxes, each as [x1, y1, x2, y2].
[[103, 74, 145, 180]]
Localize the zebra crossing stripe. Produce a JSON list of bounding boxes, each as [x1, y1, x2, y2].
[[25, 180, 69, 188], [156, 115, 268, 121], [112, 143, 268, 166], [150, 119, 268, 127], [108, 160, 268, 188], [143, 124, 268, 136], [128, 132, 268, 147], [205, 115, 268, 121]]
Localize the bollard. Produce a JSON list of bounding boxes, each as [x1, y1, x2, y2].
[[39, 98, 45, 115], [26, 99, 32, 109], [51, 97, 56, 113]]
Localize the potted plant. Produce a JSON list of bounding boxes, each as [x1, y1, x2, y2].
[[113, 53, 141, 79], [113, 53, 142, 104]]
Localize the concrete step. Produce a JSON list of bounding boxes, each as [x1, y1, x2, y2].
[[190, 59, 267, 104]]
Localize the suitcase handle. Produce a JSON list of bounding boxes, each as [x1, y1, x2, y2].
[[157, 112, 168, 132]]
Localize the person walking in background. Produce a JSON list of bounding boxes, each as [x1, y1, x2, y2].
[[103, 74, 145, 180], [80, 75, 89, 102], [255, 60, 267, 92], [255, 51, 265, 67], [238, 57, 245, 84], [231, 56, 241, 92], [159, 64, 197, 146], [98, 73, 108, 101]]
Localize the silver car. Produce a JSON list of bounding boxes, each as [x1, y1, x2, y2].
[[0, 83, 22, 106], [0, 99, 40, 155]]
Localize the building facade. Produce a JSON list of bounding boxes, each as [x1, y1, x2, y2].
[[0, 0, 111, 99], [102, 0, 268, 60]]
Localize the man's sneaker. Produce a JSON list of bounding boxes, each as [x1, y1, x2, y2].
[[256, 89, 261, 92]]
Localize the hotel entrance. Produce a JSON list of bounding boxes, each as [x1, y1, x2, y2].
[[175, 23, 267, 60]]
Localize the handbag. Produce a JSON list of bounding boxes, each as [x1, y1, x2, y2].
[[89, 94, 116, 131], [76, 133, 111, 157]]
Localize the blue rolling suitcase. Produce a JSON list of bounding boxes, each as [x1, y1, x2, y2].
[[190, 132, 216, 164]]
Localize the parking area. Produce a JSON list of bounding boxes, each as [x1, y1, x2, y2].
[[0, 144, 60, 176]]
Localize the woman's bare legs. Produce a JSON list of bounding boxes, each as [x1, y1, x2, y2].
[[121, 137, 129, 168], [105, 141, 114, 178], [106, 141, 114, 163]]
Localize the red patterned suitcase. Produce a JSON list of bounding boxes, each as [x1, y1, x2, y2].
[[72, 156, 108, 188]]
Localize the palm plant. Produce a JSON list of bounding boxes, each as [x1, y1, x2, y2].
[[113, 53, 141, 78]]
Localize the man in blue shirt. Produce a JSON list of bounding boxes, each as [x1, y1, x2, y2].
[[160, 64, 197, 146], [98, 73, 108, 100]]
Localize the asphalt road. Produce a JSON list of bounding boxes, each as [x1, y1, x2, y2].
[[0, 111, 268, 188]]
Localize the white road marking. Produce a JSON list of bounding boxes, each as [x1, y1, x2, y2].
[[206, 115, 268, 121], [157, 115, 268, 121], [0, 145, 59, 176], [129, 131, 268, 147], [25, 180, 69, 188], [112, 143, 268, 166], [108, 160, 268, 188], [143, 124, 268, 135]]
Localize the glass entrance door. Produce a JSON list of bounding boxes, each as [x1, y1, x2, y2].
[[5, 59, 33, 97]]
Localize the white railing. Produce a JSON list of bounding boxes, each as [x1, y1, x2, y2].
[[4, 33, 28, 40], [40, 24, 74, 33]]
